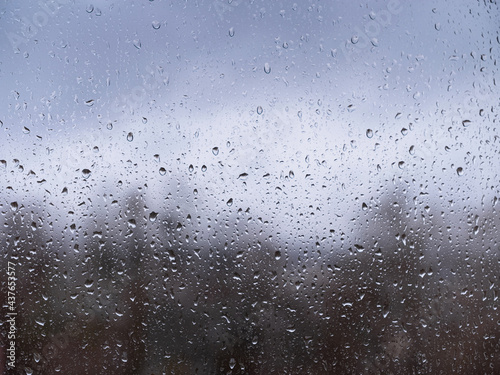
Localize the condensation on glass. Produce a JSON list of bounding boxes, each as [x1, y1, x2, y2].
[[0, 1, 499, 374]]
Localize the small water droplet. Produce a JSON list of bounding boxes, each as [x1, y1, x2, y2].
[[457, 167, 464, 176], [212, 147, 219, 156], [351, 35, 359, 44], [10, 202, 18, 212], [228, 27, 235, 37], [149, 212, 158, 222], [84, 280, 94, 288], [23, 126, 30, 134], [226, 198, 233, 206], [264, 62, 271, 74], [188, 164, 194, 172], [201, 165, 207, 172], [229, 358, 236, 370], [435, 23, 441, 31], [257, 106, 263, 115], [401, 127, 408, 136], [409, 145, 415, 155], [462, 120, 471, 127], [398, 161, 405, 169], [86, 4, 94, 13], [82, 169, 91, 179], [283, 42, 288, 49], [288, 170, 294, 179], [106, 122, 113, 130], [127, 132, 134, 141], [159, 167, 166, 176], [133, 39, 141, 49], [152, 20, 161, 29], [366, 129, 373, 138], [85, 99, 94, 107], [142, 117, 147, 124], [275, 251, 281, 260]]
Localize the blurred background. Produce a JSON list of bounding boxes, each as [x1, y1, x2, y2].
[[0, 0, 499, 374]]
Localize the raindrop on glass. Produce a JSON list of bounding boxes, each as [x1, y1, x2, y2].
[[264, 62, 271, 74]]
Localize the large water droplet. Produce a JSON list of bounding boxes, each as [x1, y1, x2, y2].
[[227, 198, 233, 206], [212, 147, 219, 156], [127, 132, 134, 142], [159, 167, 166, 176], [457, 167, 464, 176], [149, 212, 158, 222], [366, 129, 373, 138], [82, 169, 91, 179]]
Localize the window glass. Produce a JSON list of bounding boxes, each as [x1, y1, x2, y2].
[[1, 1, 499, 374]]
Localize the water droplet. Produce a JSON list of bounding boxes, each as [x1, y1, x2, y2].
[[435, 23, 441, 31], [229, 358, 236, 370], [275, 251, 281, 260], [10, 202, 18, 212], [86, 4, 94, 13], [288, 170, 294, 179], [228, 27, 235, 37], [226, 198, 233, 206], [257, 106, 263, 115], [362, 202, 368, 211], [159, 167, 166, 176], [264, 62, 271, 74], [366, 129, 373, 138], [133, 39, 141, 49], [398, 161, 405, 169], [238, 173, 248, 180], [201, 165, 207, 172], [152, 20, 161, 29], [409, 145, 415, 155], [188, 164, 194, 172], [85, 99, 94, 107], [84, 280, 94, 288], [457, 167, 464, 176], [142, 117, 147, 124], [106, 122, 113, 130], [212, 147, 219, 156], [82, 169, 91, 179], [23, 126, 30, 134], [127, 132, 134, 141], [283, 42, 289, 49], [462, 120, 471, 127], [401, 127, 408, 136], [149, 212, 158, 222], [351, 35, 359, 44]]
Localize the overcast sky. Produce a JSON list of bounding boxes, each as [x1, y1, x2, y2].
[[0, 0, 498, 251]]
